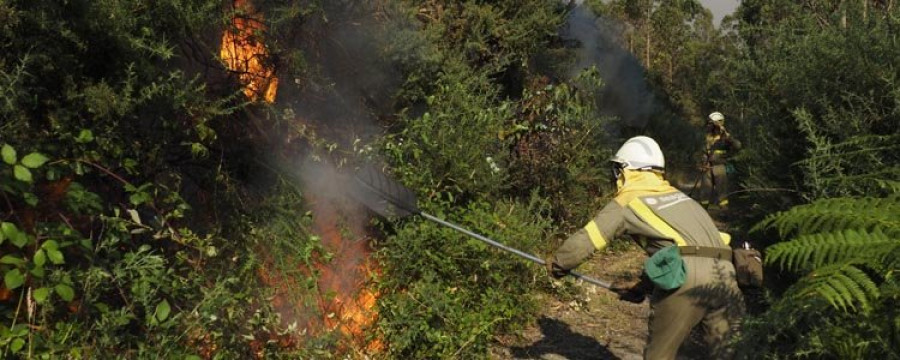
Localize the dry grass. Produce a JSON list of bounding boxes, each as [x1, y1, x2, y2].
[[491, 243, 649, 360]]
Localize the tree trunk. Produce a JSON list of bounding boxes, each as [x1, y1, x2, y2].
[[628, 30, 634, 53], [645, 26, 651, 70], [668, 55, 674, 85], [863, 0, 867, 22], [841, 0, 847, 29], [645, 4, 652, 70]]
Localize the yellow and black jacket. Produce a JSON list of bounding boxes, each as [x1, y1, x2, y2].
[[553, 170, 730, 271], [705, 131, 741, 165]]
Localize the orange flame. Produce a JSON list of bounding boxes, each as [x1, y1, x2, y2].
[[220, 0, 278, 103], [312, 197, 384, 352], [318, 263, 384, 352], [251, 195, 383, 356]]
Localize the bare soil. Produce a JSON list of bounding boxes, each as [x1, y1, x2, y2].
[[490, 245, 650, 360]]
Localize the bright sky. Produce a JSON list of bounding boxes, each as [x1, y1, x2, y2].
[[573, 0, 741, 27], [701, 0, 741, 26]]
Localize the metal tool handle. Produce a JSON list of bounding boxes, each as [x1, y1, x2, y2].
[[421, 212, 612, 289]]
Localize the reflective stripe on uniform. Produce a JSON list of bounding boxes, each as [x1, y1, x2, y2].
[[584, 220, 607, 249], [719, 231, 731, 245], [628, 198, 687, 246]]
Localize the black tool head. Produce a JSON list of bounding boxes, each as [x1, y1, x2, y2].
[[350, 164, 420, 218]]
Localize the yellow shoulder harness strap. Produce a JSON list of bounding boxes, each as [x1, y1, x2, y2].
[[628, 198, 687, 246]]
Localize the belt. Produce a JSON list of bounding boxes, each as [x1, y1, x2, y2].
[[680, 245, 732, 261]]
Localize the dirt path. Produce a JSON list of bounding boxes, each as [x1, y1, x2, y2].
[[491, 244, 649, 360]]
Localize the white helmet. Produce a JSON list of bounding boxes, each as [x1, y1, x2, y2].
[[610, 136, 665, 170], [708, 111, 725, 123]]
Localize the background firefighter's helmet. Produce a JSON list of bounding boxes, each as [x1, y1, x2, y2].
[[708, 111, 725, 123], [610, 136, 665, 170]]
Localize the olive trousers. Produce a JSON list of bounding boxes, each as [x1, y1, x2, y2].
[[644, 256, 744, 360], [700, 164, 730, 207]]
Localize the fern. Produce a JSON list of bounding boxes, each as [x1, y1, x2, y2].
[[766, 229, 899, 271], [785, 264, 880, 313], [755, 196, 899, 315], [751, 196, 900, 237]]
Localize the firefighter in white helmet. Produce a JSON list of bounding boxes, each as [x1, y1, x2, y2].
[[547, 136, 744, 359], [700, 111, 741, 209]]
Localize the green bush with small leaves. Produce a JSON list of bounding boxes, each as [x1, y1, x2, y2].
[[377, 196, 553, 358], [0, 0, 304, 358], [372, 2, 623, 357]]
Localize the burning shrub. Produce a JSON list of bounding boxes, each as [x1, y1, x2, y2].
[[0, 0, 291, 358]]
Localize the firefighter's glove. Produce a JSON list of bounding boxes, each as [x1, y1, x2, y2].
[[613, 287, 647, 304], [613, 276, 652, 304], [545, 257, 569, 279]]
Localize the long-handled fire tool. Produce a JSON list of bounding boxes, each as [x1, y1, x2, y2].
[[350, 165, 612, 289]]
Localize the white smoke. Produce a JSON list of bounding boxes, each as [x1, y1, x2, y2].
[[561, 4, 659, 129]]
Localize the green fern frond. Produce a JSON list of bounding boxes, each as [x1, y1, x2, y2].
[[788, 264, 879, 313], [751, 196, 900, 237], [881, 246, 900, 275], [766, 229, 899, 272]]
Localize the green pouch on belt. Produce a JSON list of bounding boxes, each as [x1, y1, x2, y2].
[[644, 245, 686, 290], [725, 163, 736, 174]]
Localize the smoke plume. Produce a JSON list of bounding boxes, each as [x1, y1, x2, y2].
[[562, 4, 658, 129], [241, 2, 407, 348]]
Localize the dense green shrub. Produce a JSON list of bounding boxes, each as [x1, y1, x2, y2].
[[0, 0, 315, 358], [722, 1, 900, 216], [1, 0, 606, 357], [376, 196, 552, 358], [502, 71, 617, 223], [714, 3, 900, 359]]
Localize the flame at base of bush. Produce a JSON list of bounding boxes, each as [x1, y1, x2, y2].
[[311, 195, 384, 353], [319, 260, 384, 353], [253, 195, 384, 356], [220, 0, 278, 103]]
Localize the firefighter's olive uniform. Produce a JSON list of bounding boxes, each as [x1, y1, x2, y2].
[[702, 129, 741, 208], [550, 170, 744, 360]]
